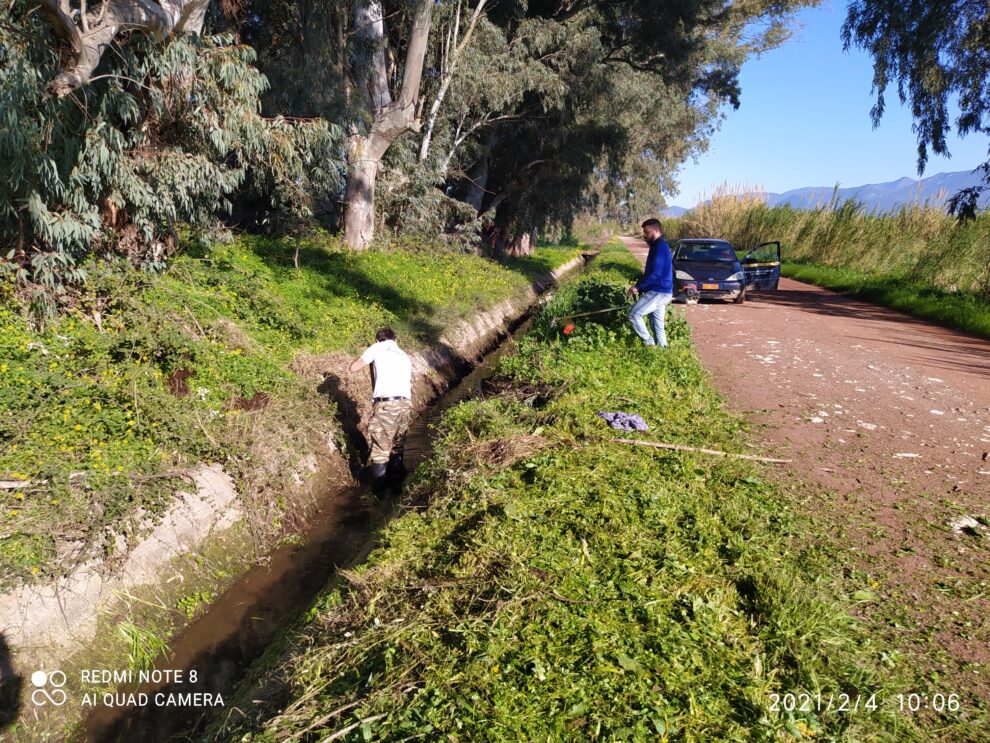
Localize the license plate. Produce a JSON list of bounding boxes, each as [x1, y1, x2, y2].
[[701, 283, 719, 290]]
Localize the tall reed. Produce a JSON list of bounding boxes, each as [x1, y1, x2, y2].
[[669, 182, 990, 297]]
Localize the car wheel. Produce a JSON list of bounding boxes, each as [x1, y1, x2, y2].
[[734, 289, 747, 304]]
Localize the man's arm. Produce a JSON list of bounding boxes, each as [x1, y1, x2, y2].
[[350, 343, 376, 373], [629, 246, 653, 295]]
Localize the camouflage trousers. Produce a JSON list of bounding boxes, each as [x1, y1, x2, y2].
[[368, 398, 412, 464]]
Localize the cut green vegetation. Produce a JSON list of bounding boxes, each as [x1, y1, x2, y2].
[[214, 243, 929, 742], [0, 234, 580, 589]]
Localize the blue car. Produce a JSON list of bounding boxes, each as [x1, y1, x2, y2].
[[671, 238, 781, 304]]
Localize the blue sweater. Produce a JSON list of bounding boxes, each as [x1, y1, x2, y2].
[[635, 236, 674, 293]]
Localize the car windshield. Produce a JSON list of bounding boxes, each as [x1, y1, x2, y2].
[[676, 243, 737, 262]]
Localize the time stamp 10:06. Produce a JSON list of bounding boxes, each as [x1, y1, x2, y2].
[[768, 692, 963, 714]]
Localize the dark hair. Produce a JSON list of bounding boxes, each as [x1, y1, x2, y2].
[[375, 327, 396, 343], [641, 218, 662, 231]]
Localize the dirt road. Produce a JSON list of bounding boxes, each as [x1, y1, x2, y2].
[[621, 236, 990, 704]]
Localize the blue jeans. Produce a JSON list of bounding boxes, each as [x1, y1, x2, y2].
[[629, 291, 672, 347]]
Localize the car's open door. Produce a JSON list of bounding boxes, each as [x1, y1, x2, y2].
[[741, 241, 781, 290]]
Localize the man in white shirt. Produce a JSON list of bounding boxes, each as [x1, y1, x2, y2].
[[349, 327, 413, 495]]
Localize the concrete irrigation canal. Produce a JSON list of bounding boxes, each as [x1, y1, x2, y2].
[[81, 310, 545, 742]]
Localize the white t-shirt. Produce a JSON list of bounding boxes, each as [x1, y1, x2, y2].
[[360, 339, 412, 399]]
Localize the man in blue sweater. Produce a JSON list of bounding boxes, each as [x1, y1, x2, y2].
[[627, 218, 674, 348]]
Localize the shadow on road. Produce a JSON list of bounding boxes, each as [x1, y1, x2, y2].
[[742, 286, 990, 380]]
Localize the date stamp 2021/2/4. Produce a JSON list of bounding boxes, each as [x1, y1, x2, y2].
[[768, 692, 963, 714]]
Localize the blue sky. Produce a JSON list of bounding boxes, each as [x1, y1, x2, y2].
[[672, 1, 988, 207]]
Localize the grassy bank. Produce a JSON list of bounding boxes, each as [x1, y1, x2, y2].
[[781, 262, 990, 339], [665, 187, 990, 336], [214, 242, 926, 741], [0, 234, 580, 590]]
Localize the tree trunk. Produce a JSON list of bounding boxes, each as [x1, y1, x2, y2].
[[504, 230, 534, 257], [343, 136, 382, 249], [351, 0, 391, 111], [342, 0, 434, 250], [463, 151, 490, 213]]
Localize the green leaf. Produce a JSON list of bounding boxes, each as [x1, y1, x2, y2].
[[616, 654, 644, 674]]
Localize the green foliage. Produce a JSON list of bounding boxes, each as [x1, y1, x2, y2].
[[177, 590, 216, 620], [0, 237, 578, 588], [215, 240, 917, 741], [494, 243, 583, 282], [118, 620, 171, 672], [533, 243, 656, 341], [0, 3, 343, 309], [843, 0, 990, 216]]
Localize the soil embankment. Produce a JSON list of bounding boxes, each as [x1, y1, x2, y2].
[[622, 234, 990, 702]]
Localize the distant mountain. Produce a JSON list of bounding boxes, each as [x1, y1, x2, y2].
[[663, 169, 989, 216]]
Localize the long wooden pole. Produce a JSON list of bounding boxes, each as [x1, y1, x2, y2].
[[609, 437, 792, 464]]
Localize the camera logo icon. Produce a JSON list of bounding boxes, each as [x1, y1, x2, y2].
[[31, 670, 68, 707]]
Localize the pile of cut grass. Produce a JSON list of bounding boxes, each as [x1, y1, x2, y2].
[[213, 243, 920, 741]]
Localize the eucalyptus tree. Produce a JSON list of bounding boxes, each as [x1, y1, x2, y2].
[[244, 0, 444, 249], [244, 0, 816, 252], [843, 0, 990, 218], [0, 0, 340, 311], [340, 0, 435, 248], [423, 0, 820, 253]]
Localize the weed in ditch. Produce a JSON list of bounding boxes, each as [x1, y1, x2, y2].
[[117, 621, 170, 673]]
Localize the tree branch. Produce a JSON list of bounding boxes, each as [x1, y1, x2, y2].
[[419, 0, 488, 161], [395, 0, 435, 113], [39, 0, 209, 97], [38, 0, 83, 54], [609, 437, 792, 464]]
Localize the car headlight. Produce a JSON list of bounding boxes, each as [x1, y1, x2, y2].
[[726, 271, 745, 282], [675, 270, 694, 280]]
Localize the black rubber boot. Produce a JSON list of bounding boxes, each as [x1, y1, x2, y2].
[[385, 450, 407, 494], [370, 462, 388, 498]]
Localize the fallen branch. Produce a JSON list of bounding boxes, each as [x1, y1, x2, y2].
[[66, 469, 193, 482], [0, 479, 44, 490], [608, 437, 792, 464]]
